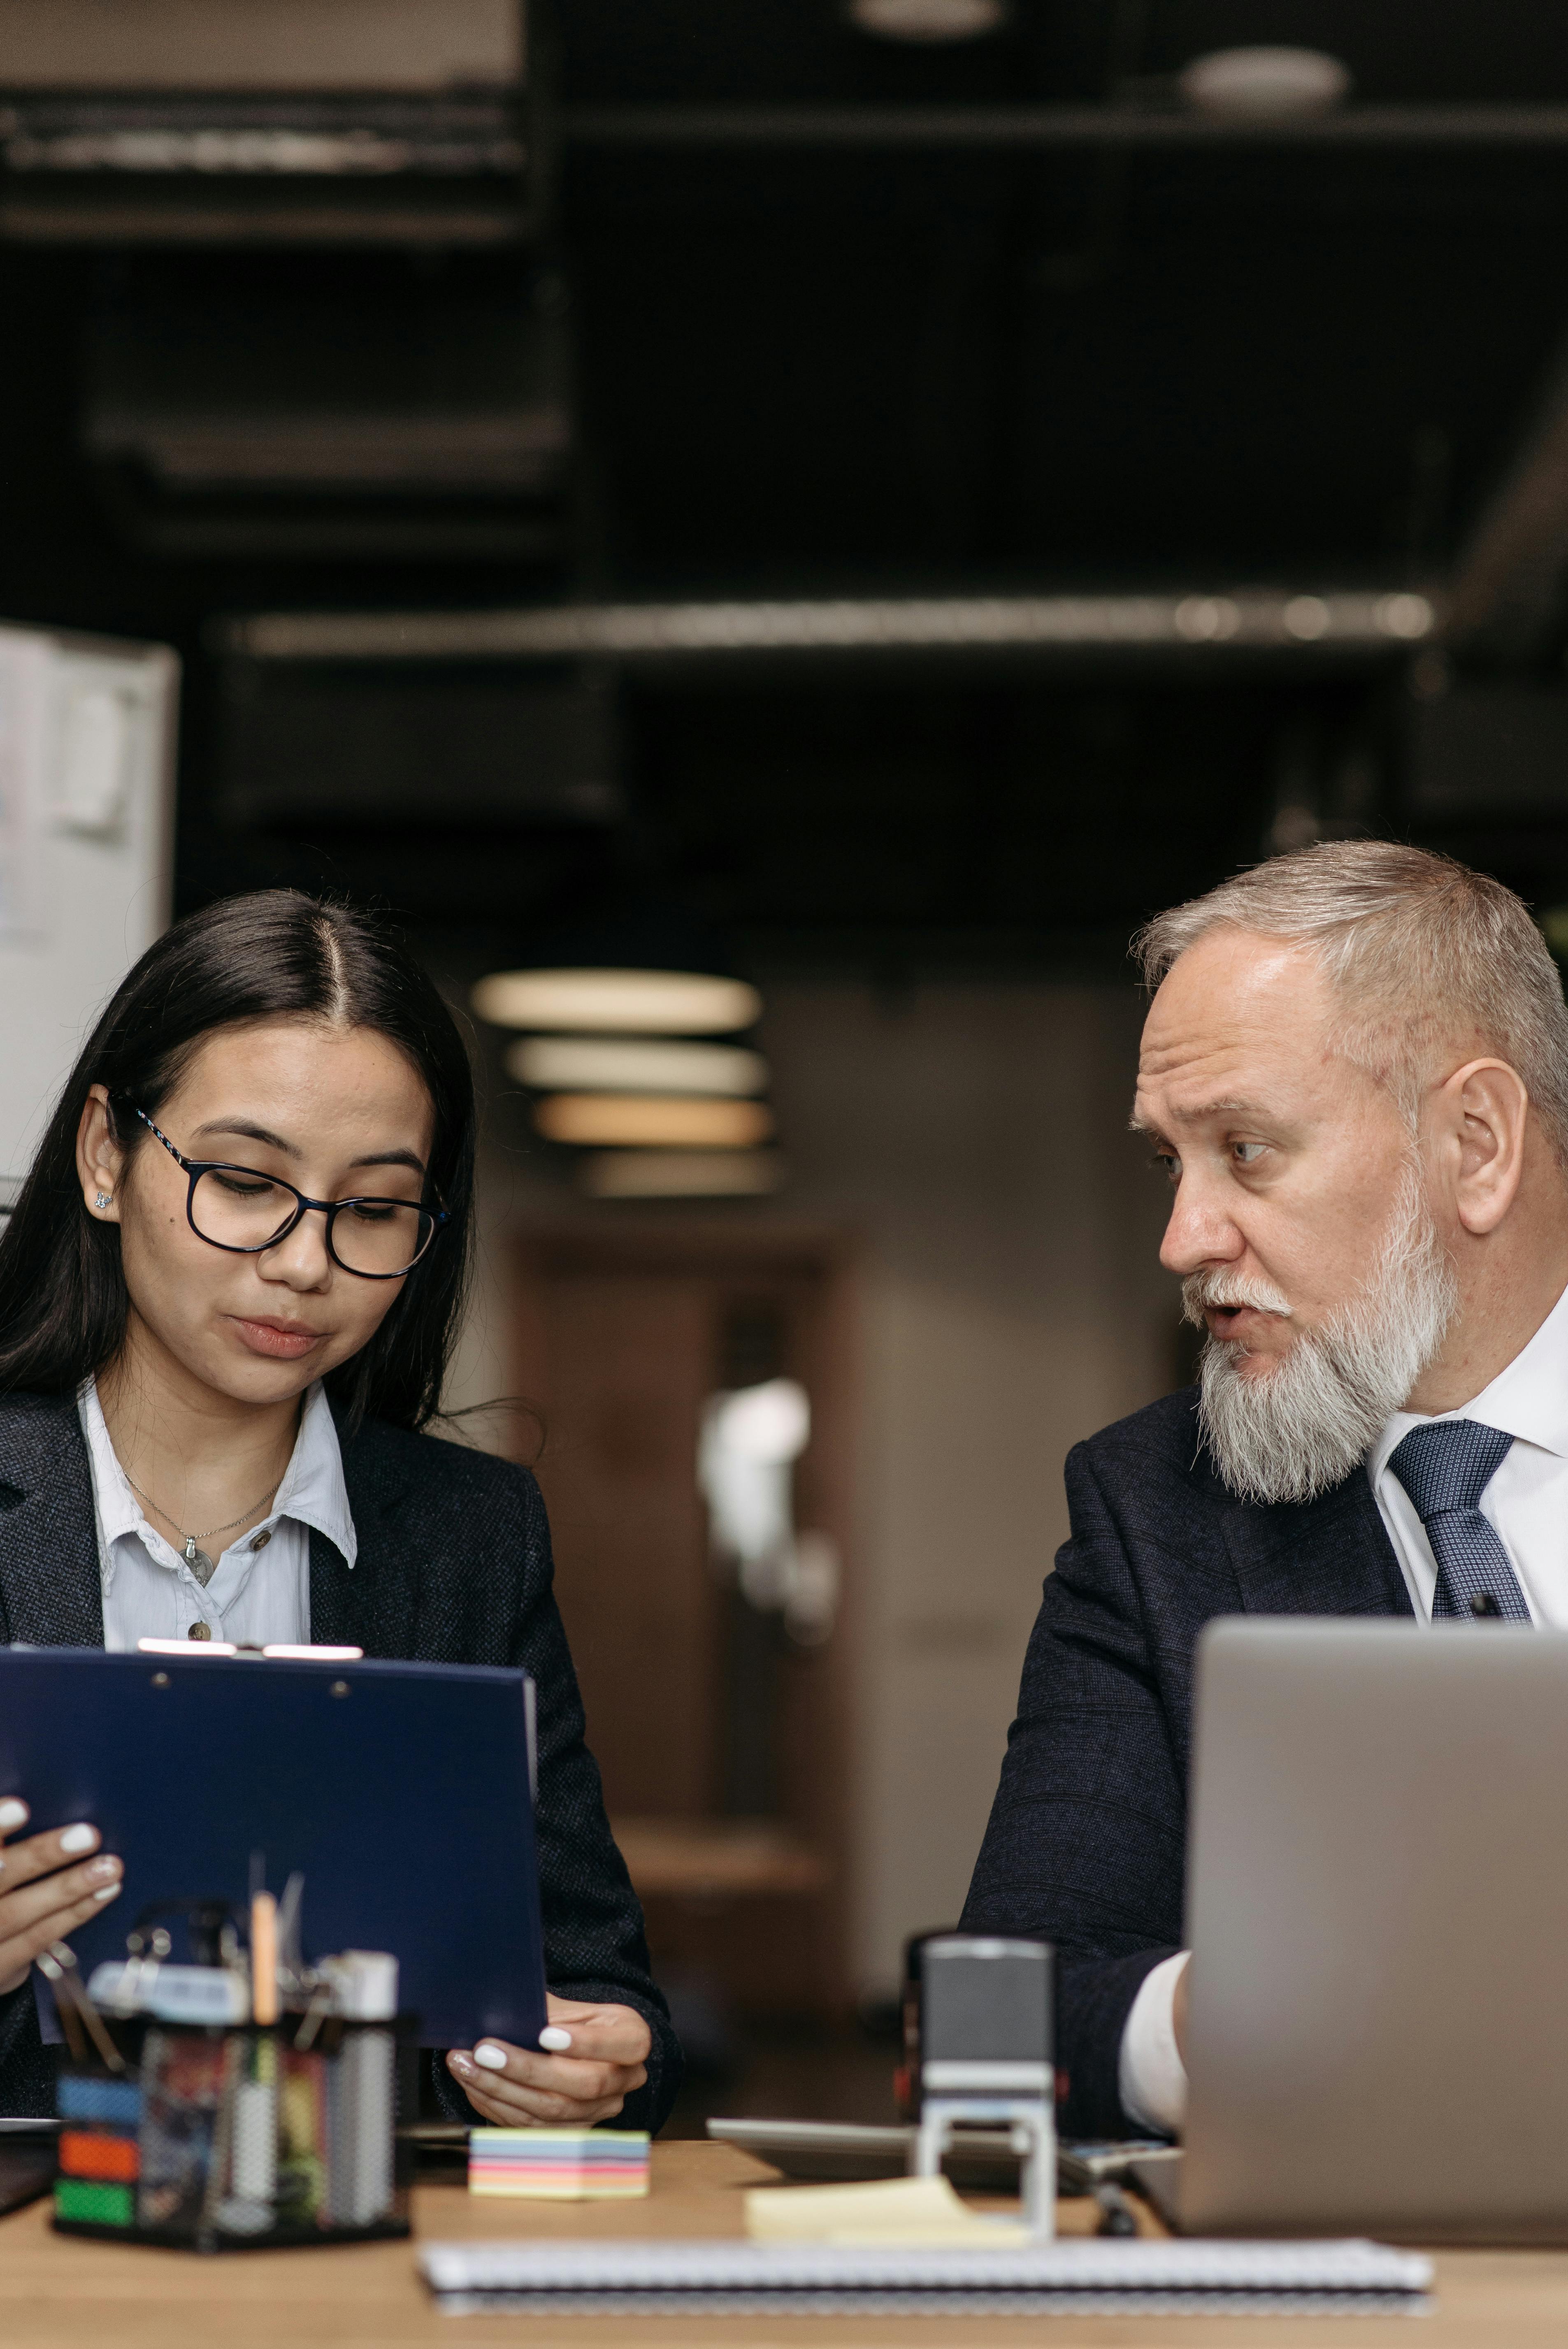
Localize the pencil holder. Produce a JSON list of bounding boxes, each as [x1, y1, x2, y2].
[[53, 2012, 413, 2252]]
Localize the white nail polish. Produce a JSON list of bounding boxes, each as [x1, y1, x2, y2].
[[58, 1825, 96, 1855], [472, 2042, 509, 2071], [0, 1800, 28, 1833], [93, 1883, 120, 1901], [539, 2026, 573, 2052]]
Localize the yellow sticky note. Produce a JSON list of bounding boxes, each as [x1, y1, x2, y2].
[[745, 2172, 1030, 2246]]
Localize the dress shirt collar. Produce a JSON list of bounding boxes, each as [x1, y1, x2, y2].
[[78, 1377, 357, 1570], [1370, 1274, 1568, 1485]]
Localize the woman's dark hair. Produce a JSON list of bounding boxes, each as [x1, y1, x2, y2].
[[0, 890, 475, 1431]]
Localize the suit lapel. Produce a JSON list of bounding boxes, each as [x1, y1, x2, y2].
[[0, 1394, 105, 1646], [1220, 1460, 1415, 1621], [309, 1413, 420, 1658]]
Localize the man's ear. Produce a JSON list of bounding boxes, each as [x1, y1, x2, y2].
[[1438, 1058, 1531, 1236], [74, 1084, 126, 1224]]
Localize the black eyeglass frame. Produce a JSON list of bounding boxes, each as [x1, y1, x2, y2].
[[130, 1106, 449, 1281]]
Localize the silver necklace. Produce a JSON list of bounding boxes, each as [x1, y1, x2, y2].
[[125, 1474, 281, 1587]]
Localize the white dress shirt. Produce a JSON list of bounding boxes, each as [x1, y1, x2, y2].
[[1119, 1277, 1568, 2136], [79, 1378, 357, 1652]]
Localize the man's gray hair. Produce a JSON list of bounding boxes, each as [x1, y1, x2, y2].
[[1135, 840, 1568, 1165]]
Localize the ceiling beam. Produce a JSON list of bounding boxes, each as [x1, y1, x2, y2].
[[219, 588, 1435, 665], [564, 103, 1568, 154]]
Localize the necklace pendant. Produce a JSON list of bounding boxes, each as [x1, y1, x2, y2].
[[184, 1538, 218, 1587]]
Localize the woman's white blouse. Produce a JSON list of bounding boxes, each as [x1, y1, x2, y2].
[[77, 1378, 357, 1652]]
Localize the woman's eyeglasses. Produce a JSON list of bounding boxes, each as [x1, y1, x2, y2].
[[131, 1108, 448, 1281]]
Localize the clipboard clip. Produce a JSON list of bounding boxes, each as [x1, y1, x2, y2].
[[135, 1641, 364, 1661]]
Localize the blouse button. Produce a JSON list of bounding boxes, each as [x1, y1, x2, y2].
[[251, 1530, 271, 1551]]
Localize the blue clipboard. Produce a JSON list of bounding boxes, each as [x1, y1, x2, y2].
[[0, 1647, 547, 2053]]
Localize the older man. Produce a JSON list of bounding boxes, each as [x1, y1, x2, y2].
[[962, 840, 1568, 2142]]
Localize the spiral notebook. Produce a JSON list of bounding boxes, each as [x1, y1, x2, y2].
[[418, 2236, 1434, 2317]]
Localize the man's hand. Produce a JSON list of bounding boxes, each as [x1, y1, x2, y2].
[[1173, 1952, 1191, 2064], [0, 1800, 122, 1996], [447, 1994, 652, 2126]]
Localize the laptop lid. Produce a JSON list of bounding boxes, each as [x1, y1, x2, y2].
[[1182, 1618, 1568, 2243]]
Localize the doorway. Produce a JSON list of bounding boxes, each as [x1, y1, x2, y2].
[[511, 1224, 858, 2018]]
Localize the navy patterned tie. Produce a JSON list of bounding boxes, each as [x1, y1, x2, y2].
[[1387, 1420, 1532, 1622]]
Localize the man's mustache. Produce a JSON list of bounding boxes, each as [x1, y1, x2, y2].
[[1182, 1271, 1296, 1330]]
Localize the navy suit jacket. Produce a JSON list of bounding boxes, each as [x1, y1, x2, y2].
[[960, 1386, 1412, 2139], [0, 1391, 681, 2130]]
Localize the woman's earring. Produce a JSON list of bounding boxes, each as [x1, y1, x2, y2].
[[94, 1193, 112, 1211]]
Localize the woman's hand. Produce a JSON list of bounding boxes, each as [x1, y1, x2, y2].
[[447, 1994, 652, 2127], [0, 1800, 122, 1996]]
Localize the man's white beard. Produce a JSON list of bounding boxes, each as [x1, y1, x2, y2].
[[1187, 1160, 1458, 1507]]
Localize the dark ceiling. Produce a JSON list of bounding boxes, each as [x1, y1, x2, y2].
[[2, 0, 1568, 976], [560, 3, 1568, 588], [557, 2, 1568, 106]]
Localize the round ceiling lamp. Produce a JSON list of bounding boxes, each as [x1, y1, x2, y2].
[[1177, 46, 1352, 118], [506, 1036, 768, 1098], [581, 1150, 786, 1200], [473, 968, 761, 1036], [846, 0, 1007, 42], [533, 1095, 776, 1149]]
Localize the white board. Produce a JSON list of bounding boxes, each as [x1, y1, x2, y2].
[[0, 623, 179, 1199]]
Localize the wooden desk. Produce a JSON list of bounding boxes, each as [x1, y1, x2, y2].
[[2, 2141, 1567, 2348]]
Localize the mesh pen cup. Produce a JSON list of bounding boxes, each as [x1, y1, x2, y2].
[[53, 2012, 411, 2252]]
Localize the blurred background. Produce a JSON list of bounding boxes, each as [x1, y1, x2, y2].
[[3, 0, 1568, 2130]]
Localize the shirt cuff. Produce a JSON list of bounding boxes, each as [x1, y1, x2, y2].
[[1117, 1950, 1189, 2137]]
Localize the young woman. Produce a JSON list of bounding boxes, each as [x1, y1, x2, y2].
[[0, 889, 678, 2129]]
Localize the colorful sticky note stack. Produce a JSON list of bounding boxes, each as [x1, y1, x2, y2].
[[469, 2127, 650, 2199], [54, 2074, 144, 2229]]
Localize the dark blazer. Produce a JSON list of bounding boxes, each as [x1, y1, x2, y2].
[[0, 1390, 681, 2131], [960, 1386, 1412, 2140]]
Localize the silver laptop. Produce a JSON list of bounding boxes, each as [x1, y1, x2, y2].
[[1179, 1618, 1568, 2243]]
